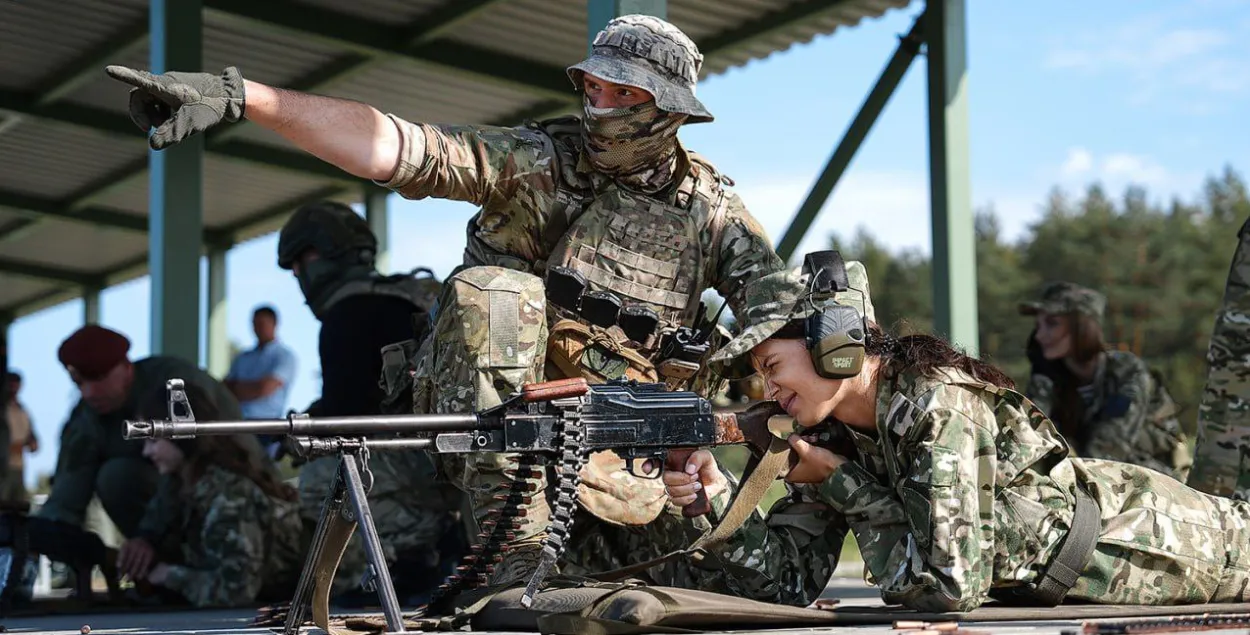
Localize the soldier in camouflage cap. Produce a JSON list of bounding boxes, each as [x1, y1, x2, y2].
[[664, 259, 1250, 611], [1018, 281, 1106, 322], [106, 12, 784, 602], [568, 14, 713, 123], [708, 261, 875, 366], [1189, 218, 1250, 501], [1018, 281, 1192, 481]]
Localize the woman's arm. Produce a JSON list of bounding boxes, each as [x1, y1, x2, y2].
[[819, 402, 997, 612]]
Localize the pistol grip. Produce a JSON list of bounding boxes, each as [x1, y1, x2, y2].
[[665, 448, 710, 518]]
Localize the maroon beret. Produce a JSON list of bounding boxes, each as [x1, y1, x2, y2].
[[58, 325, 131, 381]]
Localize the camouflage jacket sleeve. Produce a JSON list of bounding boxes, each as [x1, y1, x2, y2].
[[705, 485, 849, 606], [709, 191, 785, 318], [135, 474, 183, 542], [377, 116, 559, 265], [1024, 373, 1054, 415], [34, 404, 101, 526], [1083, 355, 1153, 464], [818, 401, 998, 612], [162, 479, 267, 607]]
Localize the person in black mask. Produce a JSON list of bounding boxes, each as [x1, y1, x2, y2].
[[275, 200, 466, 606]]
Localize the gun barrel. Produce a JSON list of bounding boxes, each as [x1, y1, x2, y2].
[[124, 412, 481, 440]]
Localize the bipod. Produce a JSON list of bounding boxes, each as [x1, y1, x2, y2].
[[283, 442, 408, 635]]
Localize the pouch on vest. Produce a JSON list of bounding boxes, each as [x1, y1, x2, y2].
[[545, 319, 658, 384], [378, 337, 421, 415]]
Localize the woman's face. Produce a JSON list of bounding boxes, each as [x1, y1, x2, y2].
[[750, 338, 842, 427], [1034, 312, 1073, 360], [143, 438, 186, 475]]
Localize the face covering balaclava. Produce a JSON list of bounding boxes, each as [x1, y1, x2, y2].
[[296, 257, 374, 319], [581, 96, 688, 193]]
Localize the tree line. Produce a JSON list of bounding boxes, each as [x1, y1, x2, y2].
[[828, 165, 1249, 435]]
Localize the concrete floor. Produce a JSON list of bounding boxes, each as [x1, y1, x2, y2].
[[6, 579, 1250, 635]]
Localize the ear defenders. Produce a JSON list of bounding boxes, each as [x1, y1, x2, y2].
[[801, 251, 867, 380]]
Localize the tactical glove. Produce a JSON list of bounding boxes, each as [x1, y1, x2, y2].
[[104, 65, 246, 150]]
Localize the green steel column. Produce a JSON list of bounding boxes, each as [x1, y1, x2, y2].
[[776, 15, 925, 263], [364, 186, 390, 274], [588, 0, 666, 49], [83, 285, 101, 325], [926, 0, 978, 355], [148, 0, 203, 362], [207, 247, 229, 378]]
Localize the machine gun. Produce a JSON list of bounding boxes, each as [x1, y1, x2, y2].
[[125, 377, 788, 634]]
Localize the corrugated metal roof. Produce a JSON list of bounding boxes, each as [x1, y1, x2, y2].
[[2, 220, 148, 271], [295, 0, 445, 27], [0, 121, 146, 198], [0, 0, 916, 320], [0, 0, 146, 91], [0, 275, 62, 310]]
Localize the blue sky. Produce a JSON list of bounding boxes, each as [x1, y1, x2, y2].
[[7, 1, 1250, 488]]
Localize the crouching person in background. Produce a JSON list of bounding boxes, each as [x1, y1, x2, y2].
[[130, 382, 303, 608]]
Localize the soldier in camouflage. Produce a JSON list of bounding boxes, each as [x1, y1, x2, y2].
[[664, 261, 1250, 611], [104, 14, 784, 591], [1189, 217, 1250, 501], [1019, 282, 1192, 481], [275, 201, 466, 603], [134, 382, 303, 608]]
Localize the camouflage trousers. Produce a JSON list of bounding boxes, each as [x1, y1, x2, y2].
[[412, 266, 737, 592], [1189, 217, 1250, 501], [297, 449, 466, 596]]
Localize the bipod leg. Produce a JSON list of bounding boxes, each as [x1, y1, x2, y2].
[[283, 463, 350, 635], [341, 451, 407, 634]]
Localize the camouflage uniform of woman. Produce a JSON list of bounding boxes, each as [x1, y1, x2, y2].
[[104, 15, 783, 590], [134, 383, 304, 608], [662, 258, 1250, 611], [1019, 282, 1191, 481]]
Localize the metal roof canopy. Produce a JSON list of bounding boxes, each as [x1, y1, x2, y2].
[[0, 0, 914, 330]]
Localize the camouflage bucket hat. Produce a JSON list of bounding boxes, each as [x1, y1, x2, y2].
[[709, 261, 875, 364], [567, 14, 713, 124], [1018, 281, 1106, 323]]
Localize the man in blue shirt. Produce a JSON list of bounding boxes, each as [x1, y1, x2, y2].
[[225, 306, 297, 450]]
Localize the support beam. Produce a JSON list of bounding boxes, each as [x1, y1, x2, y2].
[[364, 185, 390, 274], [925, 0, 977, 355], [202, 0, 572, 101], [83, 285, 101, 325], [0, 188, 148, 233], [776, 14, 924, 262], [403, 0, 505, 46], [207, 248, 230, 379], [0, 88, 363, 185], [589, 0, 667, 47], [206, 185, 351, 246], [148, 0, 204, 363], [0, 256, 96, 286]]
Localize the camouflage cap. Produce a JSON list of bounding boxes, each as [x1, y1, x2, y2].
[[567, 14, 712, 124], [1018, 281, 1106, 323], [709, 261, 875, 363]]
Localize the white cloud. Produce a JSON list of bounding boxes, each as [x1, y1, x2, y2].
[[1055, 150, 1180, 194], [1060, 147, 1093, 177]]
